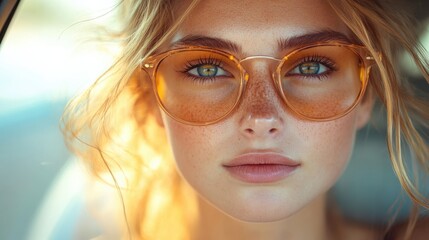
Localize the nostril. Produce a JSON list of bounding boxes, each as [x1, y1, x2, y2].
[[240, 117, 283, 138], [269, 128, 278, 134], [245, 128, 255, 134], [244, 127, 278, 136]]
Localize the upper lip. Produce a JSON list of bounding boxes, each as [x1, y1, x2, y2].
[[223, 152, 300, 167]]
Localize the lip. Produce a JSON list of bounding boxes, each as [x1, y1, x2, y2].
[[223, 152, 300, 183]]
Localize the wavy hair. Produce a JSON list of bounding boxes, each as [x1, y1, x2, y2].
[[62, 0, 429, 239], [327, 0, 429, 238]]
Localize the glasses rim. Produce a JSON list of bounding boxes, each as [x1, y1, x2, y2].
[[141, 41, 376, 125]]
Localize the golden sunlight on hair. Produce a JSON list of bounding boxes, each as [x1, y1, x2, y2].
[[59, 0, 429, 239]]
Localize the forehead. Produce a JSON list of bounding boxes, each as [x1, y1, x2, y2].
[[173, 0, 351, 55]]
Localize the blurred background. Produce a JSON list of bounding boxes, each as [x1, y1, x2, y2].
[[0, 0, 428, 239], [0, 0, 120, 239]]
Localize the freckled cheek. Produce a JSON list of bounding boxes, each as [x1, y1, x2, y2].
[[297, 114, 357, 178], [162, 117, 222, 177]]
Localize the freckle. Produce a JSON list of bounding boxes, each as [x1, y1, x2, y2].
[[240, 75, 282, 117]]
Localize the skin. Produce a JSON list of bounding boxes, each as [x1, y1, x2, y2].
[[156, 0, 376, 239]]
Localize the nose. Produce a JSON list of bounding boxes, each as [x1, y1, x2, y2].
[[238, 62, 285, 139], [241, 115, 283, 138]]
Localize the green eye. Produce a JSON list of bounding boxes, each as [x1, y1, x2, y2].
[[299, 62, 321, 74], [188, 64, 229, 79], [287, 55, 335, 78], [197, 64, 218, 77]]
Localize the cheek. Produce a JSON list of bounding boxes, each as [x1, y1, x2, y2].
[[294, 113, 358, 189], [161, 113, 225, 182], [163, 120, 200, 171]]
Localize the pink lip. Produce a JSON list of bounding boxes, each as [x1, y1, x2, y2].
[[223, 152, 300, 183]]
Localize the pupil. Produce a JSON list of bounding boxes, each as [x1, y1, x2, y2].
[[300, 62, 319, 74], [198, 64, 217, 77]]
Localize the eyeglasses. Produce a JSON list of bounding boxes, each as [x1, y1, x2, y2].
[[142, 41, 375, 125]]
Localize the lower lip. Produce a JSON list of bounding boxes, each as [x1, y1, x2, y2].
[[223, 164, 298, 183]]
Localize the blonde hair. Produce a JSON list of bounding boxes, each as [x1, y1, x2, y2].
[[62, 0, 429, 239], [327, 0, 429, 238]]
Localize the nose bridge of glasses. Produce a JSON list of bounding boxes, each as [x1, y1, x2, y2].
[[238, 55, 285, 115], [239, 55, 282, 81], [239, 55, 282, 64]]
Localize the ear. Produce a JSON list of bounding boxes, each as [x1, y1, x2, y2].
[[355, 88, 375, 129]]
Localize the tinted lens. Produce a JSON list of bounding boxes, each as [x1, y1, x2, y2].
[[155, 50, 242, 123], [279, 45, 365, 119]]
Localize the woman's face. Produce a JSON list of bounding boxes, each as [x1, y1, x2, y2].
[[159, 0, 373, 222]]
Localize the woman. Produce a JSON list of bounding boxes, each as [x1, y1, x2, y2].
[[62, 0, 429, 239]]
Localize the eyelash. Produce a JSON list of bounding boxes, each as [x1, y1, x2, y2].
[[289, 55, 338, 79], [180, 57, 225, 83], [184, 56, 223, 69], [179, 54, 338, 82]]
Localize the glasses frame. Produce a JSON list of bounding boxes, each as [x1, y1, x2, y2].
[[141, 41, 376, 125]]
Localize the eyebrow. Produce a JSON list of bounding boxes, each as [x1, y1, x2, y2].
[[171, 35, 242, 52], [170, 30, 357, 53], [278, 30, 357, 50]]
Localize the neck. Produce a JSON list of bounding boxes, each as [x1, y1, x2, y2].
[[192, 194, 333, 240]]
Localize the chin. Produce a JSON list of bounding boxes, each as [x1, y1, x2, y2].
[[218, 199, 300, 223], [226, 209, 294, 223]]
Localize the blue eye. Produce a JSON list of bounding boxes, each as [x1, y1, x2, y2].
[[188, 64, 228, 78], [290, 62, 329, 75], [300, 62, 326, 74], [184, 57, 232, 80], [287, 55, 336, 78]]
